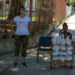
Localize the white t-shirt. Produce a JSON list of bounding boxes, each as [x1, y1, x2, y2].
[[13, 16, 31, 35]]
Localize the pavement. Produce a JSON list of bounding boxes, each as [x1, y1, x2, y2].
[[0, 14, 75, 75]]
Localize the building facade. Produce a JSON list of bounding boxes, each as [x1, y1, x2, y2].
[[0, 0, 66, 33]]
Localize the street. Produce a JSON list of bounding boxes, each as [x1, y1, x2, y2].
[[0, 14, 75, 75]]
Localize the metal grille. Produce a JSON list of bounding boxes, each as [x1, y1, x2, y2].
[[32, 0, 51, 33]]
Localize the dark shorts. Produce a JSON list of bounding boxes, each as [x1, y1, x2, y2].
[[14, 35, 29, 57]]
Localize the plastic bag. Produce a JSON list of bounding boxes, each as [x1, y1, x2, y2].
[[66, 37, 72, 46], [66, 56, 72, 61], [53, 45, 60, 51], [60, 52, 66, 56], [67, 51, 72, 55], [52, 36, 57, 45], [61, 38, 66, 45], [67, 46, 73, 51], [59, 56, 65, 62], [56, 36, 61, 45], [60, 46, 66, 50]]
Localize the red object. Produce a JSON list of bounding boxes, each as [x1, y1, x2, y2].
[[54, 0, 66, 22]]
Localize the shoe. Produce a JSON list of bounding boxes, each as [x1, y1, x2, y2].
[[22, 62, 28, 67], [14, 62, 18, 66]]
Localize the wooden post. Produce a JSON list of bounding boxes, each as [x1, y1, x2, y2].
[[29, 0, 33, 34], [29, 0, 32, 24], [49, 0, 54, 24]]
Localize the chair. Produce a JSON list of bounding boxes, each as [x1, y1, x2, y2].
[[37, 37, 52, 63]]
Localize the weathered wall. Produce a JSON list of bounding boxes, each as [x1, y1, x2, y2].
[[54, 0, 66, 22], [0, 39, 15, 55]]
